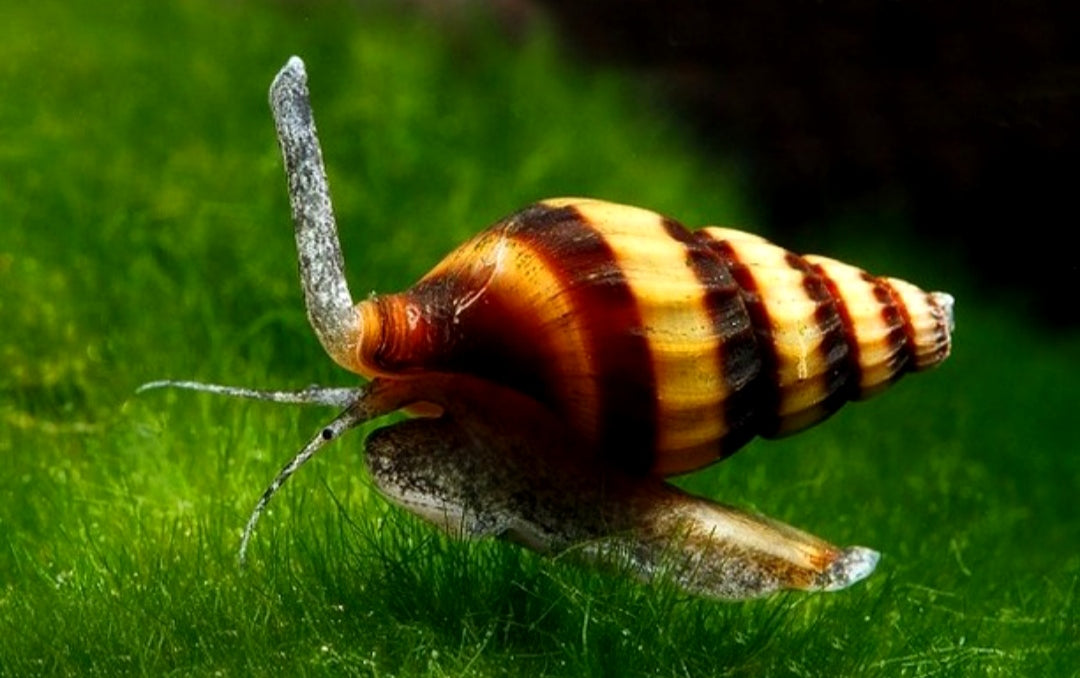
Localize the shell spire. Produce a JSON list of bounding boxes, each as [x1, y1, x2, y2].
[[696, 227, 953, 443]]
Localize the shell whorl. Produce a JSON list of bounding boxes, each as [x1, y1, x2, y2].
[[347, 198, 953, 476]]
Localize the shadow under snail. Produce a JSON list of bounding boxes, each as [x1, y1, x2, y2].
[[141, 57, 954, 601]]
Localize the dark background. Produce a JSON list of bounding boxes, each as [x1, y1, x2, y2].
[[507, 0, 1078, 326]]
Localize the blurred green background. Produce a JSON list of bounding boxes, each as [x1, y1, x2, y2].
[[1, 1, 1077, 676]]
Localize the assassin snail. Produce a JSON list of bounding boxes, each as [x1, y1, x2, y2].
[[140, 57, 954, 601]]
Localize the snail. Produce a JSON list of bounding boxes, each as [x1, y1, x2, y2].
[[140, 57, 954, 601]]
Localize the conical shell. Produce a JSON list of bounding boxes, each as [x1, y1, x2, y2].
[[348, 198, 953, 476]]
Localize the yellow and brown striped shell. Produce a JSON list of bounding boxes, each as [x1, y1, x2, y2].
[[342, 197, 953, 477]]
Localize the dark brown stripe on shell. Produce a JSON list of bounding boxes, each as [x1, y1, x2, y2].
[[786, 252, 855, 417], [867, 273, 913, 380], [509, 203, 658, 475], [701, 236, 778, 442], [811, 262, 865, 399], [667, 222, 762, 457], [665, 223, 759, 404]]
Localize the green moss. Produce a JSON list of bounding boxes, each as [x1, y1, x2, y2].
[[1, 0, 1077, 675]]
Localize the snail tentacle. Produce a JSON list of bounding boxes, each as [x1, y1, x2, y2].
[[238, 401, 364, 565], [136, 380, 363, 408], [138, 379, 411, 563], [236, 379, 411, 564]]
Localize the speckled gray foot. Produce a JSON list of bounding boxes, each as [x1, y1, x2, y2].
[[362, 389, 879, 601]]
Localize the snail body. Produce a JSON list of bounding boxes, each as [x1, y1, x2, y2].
[[142, 58, 954, 600]]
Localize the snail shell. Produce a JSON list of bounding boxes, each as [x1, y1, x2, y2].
[[340, 197, 953, 477]]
